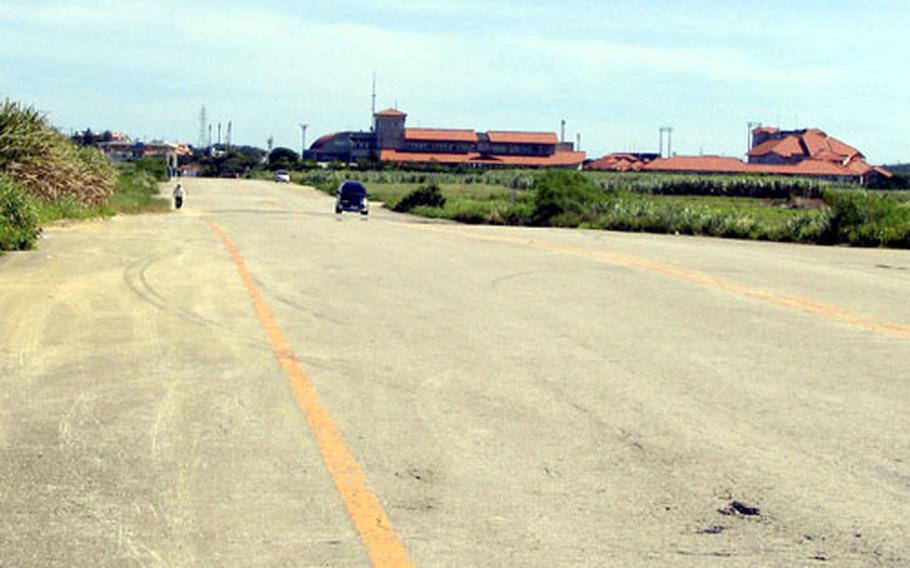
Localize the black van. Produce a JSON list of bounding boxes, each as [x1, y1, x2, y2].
[[335, 180, 369, 215]]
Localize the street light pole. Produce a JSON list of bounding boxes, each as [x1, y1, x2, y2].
[[299, 124, 308, 162]]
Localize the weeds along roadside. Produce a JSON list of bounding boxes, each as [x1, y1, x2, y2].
[[0, 101, 169, 254], [294, 168, 910, 248]]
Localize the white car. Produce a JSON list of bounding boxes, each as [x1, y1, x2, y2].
[[274, 169, 291, 183]]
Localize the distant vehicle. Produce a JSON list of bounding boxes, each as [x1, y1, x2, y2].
[[335, 180, 369, 215], [274, 169, 291, 183]]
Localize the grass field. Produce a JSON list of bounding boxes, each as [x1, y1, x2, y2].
[[359, 181, 814, 218], [397, 181, 910, 246], [364, 182, 515, 205], [293, 168, 910, 247]]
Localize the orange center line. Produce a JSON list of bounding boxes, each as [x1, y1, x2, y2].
[[261, 199, 305, 218], [205, 219, 415, 568], [404, 223, 910, 342]]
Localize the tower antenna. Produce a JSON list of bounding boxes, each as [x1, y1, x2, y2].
[[371, 72, 377, 117]]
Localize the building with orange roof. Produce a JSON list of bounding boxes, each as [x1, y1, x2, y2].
[[588, 127, 892, 185], [587, 152, 660, 172], [305, 108, 586, 168], [636, 155, 890, 184], [748, 127, 863, 166], [98, 140, 191, 173]]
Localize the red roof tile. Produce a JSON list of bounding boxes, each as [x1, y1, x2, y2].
[[379, 149, 585, 167], [487, 131, 559, 145], [766, 160, 852, 176], [644, 156, 753, 174], [643, 155, 889, 179], [873, 166, 894, 178], [310, 133, 337, 149], [825, 137, 862, 159], [587, 153, 651, 172], [749, 129, 864, 163], [379, 150, 473, 164], [494, 151, 586, 167], [801, 129, 829, 156], [374, 108, 406, 117], [748, 135, 805, 158], [747, 139, 782, 158], [404, 128, 478, 143]]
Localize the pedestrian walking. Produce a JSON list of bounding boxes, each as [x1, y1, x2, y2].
[[173, 182, 185, 210]]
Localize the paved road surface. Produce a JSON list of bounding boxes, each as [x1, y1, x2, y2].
[[2, 178, 909, 567]]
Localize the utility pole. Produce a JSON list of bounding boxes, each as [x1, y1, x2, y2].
[[298, 123, 308, 161], [226, 121, 232, 151]]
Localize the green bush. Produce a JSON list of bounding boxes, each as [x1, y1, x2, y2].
[[822, 189, 910, 247], [108, 167, 168, 214], [531, 170, 604, 226], [132, 157, 169, 181], [488, 201, 534, 225], [784, 212, 832, 243], [0, 175, 41, 251], [393, 183, 447, 212]]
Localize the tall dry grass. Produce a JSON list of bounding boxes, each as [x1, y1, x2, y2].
[[0, 100, 115, 206]]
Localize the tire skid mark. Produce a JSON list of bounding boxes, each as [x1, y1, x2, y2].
[[121, 253, 277, 359], [122, 254, 214, 327]]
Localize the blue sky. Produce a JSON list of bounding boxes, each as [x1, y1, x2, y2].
[[2, 0, 908, 163]]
